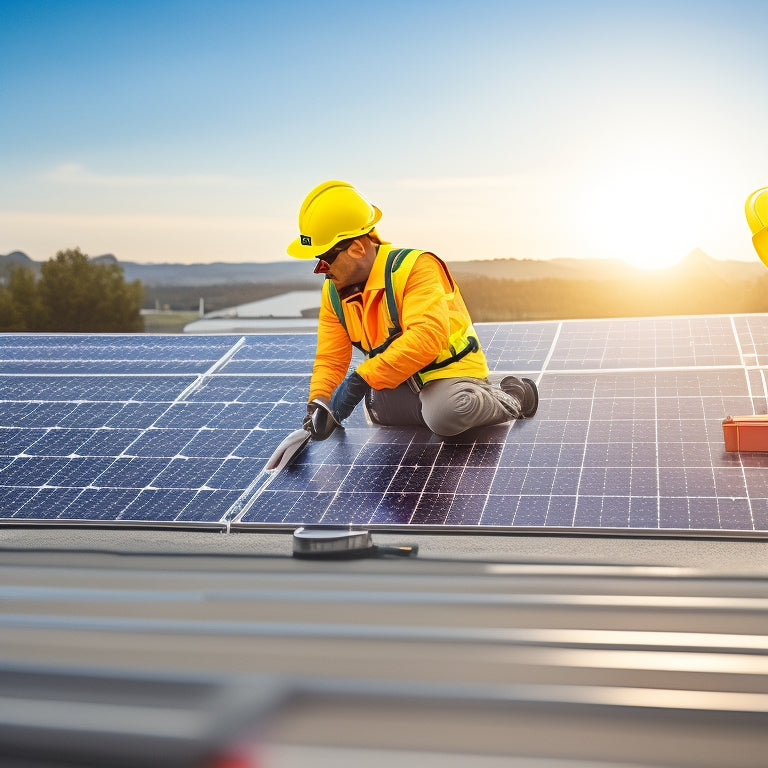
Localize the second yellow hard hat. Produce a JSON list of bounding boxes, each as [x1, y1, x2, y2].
[[746, 187, 768, 268]]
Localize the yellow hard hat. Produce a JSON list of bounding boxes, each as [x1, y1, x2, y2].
[[745, 187, 768, 268], [287, 180, 382, 259]]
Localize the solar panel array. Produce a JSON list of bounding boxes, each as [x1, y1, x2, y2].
[[2, 314, 767, 535]]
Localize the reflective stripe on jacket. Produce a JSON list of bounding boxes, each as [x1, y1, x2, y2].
[[309, 244, 489, 400]]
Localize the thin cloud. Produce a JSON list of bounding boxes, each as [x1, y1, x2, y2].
[[45, 163, 254, 188], [392, 176, 535, 190], [0, 210, 285, 233]]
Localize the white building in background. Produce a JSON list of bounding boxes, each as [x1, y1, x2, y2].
[[183, 290, 320, 334]]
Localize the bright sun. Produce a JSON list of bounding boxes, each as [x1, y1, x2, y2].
[[575, 156, 704, 270]]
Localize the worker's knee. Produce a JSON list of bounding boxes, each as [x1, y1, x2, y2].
[[420, 382, 481, 437]]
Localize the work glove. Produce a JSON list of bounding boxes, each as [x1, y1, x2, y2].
[[330, 371, 370, 422], [302, 397, 340, 441]]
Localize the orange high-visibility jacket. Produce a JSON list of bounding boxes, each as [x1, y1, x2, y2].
[[309, 244, 489, 401]]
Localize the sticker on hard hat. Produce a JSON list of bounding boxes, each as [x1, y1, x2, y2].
[[300, 235, 312, 246]]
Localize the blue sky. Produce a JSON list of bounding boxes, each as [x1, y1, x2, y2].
[[1, 0, 766, 267]]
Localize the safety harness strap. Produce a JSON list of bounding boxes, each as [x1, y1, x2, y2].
[[419, 335, 480, 372], [327, 280, 346, 332]]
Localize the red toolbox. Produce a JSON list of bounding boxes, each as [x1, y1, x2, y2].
[[722, 415, 768, 452]]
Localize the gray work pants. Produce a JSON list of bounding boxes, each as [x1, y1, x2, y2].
[[365, 377, 520, 437]]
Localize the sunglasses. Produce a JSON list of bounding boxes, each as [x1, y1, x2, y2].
[[316, 242, 349, 266]]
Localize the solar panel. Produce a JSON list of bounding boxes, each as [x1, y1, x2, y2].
[[0, 335, 308, 527], [2, 316, 767, 535], [545, 317, 743, 370]]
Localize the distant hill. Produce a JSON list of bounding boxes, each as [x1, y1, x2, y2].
[[118, 260, 316, 286], [448, 250, 766, 283], [448, 256, 635, 281], [0, 252, 317, 286], [0, 251, 36, 268], [3, 249, 764, 286]]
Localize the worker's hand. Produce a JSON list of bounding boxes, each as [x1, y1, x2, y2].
[[330, 371, 370, 422], [302, 397, 339, 440]]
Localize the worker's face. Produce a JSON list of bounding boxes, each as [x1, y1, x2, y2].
[[313, 241, 348, 277], [314, 237, 375, 290]]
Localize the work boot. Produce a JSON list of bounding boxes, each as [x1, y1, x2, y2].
[[500, 376, 539, 419]]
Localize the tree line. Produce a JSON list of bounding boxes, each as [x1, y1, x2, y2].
[[459, 272, 768, 321], [0, 248, 143, 332]]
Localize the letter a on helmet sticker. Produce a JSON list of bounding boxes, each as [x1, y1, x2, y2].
[[300, 235, 312, 246]]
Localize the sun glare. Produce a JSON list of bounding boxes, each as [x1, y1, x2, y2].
[[574, 157, 704, 270]]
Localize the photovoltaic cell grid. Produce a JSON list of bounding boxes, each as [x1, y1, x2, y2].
[[2, 315, 768, 535], [0, 335, 315, 526], [545, 316, 745, 370]]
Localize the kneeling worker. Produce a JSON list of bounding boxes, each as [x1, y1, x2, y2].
[[287, 180, 538, 438]]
